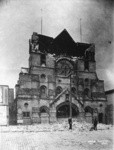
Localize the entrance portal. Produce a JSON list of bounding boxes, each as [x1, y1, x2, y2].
[[56, 102, 79, 118]]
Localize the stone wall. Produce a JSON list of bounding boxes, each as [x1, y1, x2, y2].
[[29, 53, 40, 67], [105, 90, 114, 124], [16, 43, 107, 124]]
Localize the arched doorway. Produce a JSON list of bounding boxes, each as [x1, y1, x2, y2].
[[56, 102, 79, 118], [98, 104, 103, 123], [40, 106, 49, 114], [84, 106, 93, 123], [40, 106, 49, 123]]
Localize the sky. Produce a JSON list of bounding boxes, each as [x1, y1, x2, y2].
[[0, 0, 113, 90]]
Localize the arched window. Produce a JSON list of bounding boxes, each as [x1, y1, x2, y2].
[[40, 106, 49, 114], [71, 87, 76, 94], [23, 103, 30, 118], [85, 106, 93, 114], [99, 104, 103, 107], [85, 78, 89, 86], [40, 85, 47, 98], [40, 74, 46, 83], [41, 74, 46, 79], [56, 86, 63, 96], [24, 103, 28, 108], [84, 88, 90, 98]]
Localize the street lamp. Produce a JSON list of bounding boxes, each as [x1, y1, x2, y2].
[[68, 73, 72, 129], [69, 73, 72, 118]]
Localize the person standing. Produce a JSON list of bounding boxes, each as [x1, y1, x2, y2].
[[93, 108, 98, 130], [68, 117, 72, 130]]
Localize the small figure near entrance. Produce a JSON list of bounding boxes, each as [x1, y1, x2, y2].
[[68, 117, 72, 130], [90, 108, 98, 131], [92, 108, 98, 130]]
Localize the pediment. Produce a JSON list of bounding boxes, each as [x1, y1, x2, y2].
[[50, 88, 83, 107]]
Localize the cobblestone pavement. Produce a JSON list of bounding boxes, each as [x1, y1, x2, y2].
[[0, 129, 113, 150]]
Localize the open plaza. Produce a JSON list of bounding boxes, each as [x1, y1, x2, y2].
[[0, 121, 113, 150]]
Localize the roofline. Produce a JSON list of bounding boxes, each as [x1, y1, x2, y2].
[[54, 29, 76, 43], [0, 85, 9, 87], [38, 34, 53, 40], [105, 89, 114, 94], [76, 42, 93, 45]]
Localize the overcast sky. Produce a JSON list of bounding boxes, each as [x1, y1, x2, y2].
[[0, 0, 113, 90]]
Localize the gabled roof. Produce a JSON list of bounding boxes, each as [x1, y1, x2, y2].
[[38, 34, 53, 52], [37, 29, 92, 57], [51, 29, 76, 56]]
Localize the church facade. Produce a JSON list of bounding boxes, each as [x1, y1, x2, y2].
[[15, 29, 107, 124]]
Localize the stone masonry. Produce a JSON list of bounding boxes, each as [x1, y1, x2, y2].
[[15, 29, 107, 124]]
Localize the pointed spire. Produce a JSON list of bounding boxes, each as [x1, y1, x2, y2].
[[41, 9, 43, 34], [80, 18, 82, 42]]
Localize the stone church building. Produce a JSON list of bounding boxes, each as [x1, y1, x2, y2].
[[15, 29, 107, 124]]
